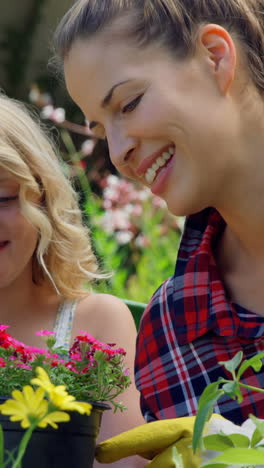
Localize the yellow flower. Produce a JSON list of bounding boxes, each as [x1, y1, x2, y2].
[[31, 367, 92, 416], [38, 410, 70, 429], [31, 366, 55, 393], [0, 386, 47, 429], [0, 367, 92, 434], [49, 386, 92, 415]]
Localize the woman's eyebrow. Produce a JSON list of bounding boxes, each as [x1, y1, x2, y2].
[[89, 79, 134, 130], [102, 79, 133, 108]]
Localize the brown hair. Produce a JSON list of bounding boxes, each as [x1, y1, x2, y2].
[[54, 0, 264, 92]]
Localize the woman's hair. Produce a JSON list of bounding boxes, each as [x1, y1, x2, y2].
[[0, 93, 102, 299], [54, 0, 264, 92]]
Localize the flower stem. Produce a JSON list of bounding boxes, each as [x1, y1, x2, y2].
[[239, 383, 264, 393], [11, 423, 37, 468], [0, 425, 4, 468]]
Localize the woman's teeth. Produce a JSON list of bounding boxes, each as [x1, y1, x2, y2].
[[145, 146, 174, 184]]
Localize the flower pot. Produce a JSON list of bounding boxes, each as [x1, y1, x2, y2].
[[0, 399, 110, 468]]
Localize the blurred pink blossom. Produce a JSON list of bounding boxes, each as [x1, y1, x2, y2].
[[98, 174, 182, 246], [35, 330, 55, 337], [41, 105, 65, 123], [135, 235, 150, 248], [81, 139, 96, 155], [115, 231, 134, 245]]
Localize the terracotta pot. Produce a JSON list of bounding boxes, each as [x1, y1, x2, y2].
[[0, 399, 110, 467]]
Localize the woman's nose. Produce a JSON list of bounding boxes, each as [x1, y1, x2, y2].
[[107, 130, 137, 170]]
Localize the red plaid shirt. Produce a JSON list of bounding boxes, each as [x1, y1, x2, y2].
[[135, 208, 264, 424]]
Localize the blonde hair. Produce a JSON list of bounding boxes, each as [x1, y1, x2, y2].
[[0, 93, 102, 298], [54, 0, 264, 93]]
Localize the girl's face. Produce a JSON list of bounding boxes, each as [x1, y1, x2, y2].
[[64, 26, 242, 216], [0, 168, 38, 288]]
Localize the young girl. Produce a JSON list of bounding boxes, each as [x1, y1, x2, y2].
[[0, 94, 144, 467], [54, 0, 264, 426]]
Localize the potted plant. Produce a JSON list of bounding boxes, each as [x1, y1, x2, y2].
[[0, 325, 130, 468], [95, 352, 264, 467], [191, 350, 264, 467]]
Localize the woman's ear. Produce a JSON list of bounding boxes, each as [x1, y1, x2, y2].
[[198, 24, 237, 95]]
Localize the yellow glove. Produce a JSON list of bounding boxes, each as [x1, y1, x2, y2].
[[95, 416, 196, 463], [146, 437, 200, 468]]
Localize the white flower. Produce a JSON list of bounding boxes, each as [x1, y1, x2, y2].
[[138, 189, 151, 201], [40, 105, 54, 120], [106, 175, 119, 186], [81, 139, 95, 155], [52, 108, 65, 123], [115, 231, 133, 245]]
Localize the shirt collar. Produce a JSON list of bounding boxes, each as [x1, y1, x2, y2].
[[171, 208, 264, 345]]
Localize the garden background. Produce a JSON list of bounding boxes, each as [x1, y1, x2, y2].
[[0, 0, 183, 304]]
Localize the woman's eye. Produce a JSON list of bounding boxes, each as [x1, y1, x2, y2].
[[122, 95, 143, 114]]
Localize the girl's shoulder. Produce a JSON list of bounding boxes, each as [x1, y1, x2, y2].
[[72, 293, 136, 343]]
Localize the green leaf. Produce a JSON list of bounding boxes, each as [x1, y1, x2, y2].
[[200, 464, 228, 468], [203, 434, 233, 451], [251, 427, 263, 447], [250, 415, 264, 438], [237, 352, 264, 380], [202, 447, 264, 465], [171, 445, 184, 468], [222, 381, 237, 396], [219, 351, 243, 375], [198, 382, 222, 410], [221, 381, 243, 403], [226, 433, 250, 448], [192, 389, 224, 453]]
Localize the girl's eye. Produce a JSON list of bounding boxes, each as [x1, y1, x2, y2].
[[122, 95, 143, 114], [0, 196, 18, 206]]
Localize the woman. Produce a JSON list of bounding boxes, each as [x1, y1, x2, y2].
[[0, 94, 144, 467], [54, 0, 264, 426]]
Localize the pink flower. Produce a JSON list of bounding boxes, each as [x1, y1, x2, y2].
[[135, 234, 150, 248], [0, 325, 9, 332], [70, 352, 82, 361], [16, 363, 31, 370], [0, 357, 6, 368], [35, 330, 55, 337]]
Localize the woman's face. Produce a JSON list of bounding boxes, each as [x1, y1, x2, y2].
[[0, 168, 38, 288], [64, 27, 241, 216]]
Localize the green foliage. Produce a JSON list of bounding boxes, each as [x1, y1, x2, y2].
[[89, 191, 180, 303], [192, 352, 264, 467], [201, 448, 264, 467]]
